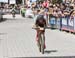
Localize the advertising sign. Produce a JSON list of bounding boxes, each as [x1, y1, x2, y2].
[[56, 18, 60, 29], [57, 18, 60, 25], [68, 18, 74, 26], [62, 18, 67, 25], [50, 18, 56, 25], [74, 17, 75, 30]]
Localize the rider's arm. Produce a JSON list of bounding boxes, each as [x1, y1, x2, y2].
[[35, 19, 39, 27], [43, 19, 47, 28]]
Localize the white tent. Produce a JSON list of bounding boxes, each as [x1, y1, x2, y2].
[[9, 0, 16, 4], [0, 0, 8, 3]]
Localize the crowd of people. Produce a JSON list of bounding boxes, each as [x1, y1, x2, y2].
[[1, 0, 75, 21], [28, 0, 75, 27]]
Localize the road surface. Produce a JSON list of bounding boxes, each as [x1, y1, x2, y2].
[[0, 14, 75, 58]]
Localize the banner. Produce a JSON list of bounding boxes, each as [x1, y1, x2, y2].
[[68, 18, 74, 26], [62, 18, 67, 25], [0, 0, 8, 3], [50, 17, 56, 24], [74, 17, 75, 30], [9, 0, 16, 4]]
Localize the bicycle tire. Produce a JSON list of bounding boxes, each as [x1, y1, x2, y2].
[[38, 35, 41, 52], [41, 34, 45, 54], [39, 44, 41, 52]]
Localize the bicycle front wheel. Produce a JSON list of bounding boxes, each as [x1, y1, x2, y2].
[[41, 34, 45, 54]]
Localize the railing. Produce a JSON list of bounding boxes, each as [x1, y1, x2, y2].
[[47, 15, 75, 33]]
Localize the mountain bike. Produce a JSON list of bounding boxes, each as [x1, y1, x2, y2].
[[38, 28, 45, 54], [32, 26, 45, 54]]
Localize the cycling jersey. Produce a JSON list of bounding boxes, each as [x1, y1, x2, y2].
[[35, 15, 46, 27]]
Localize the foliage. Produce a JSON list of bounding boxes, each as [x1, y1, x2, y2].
[[16, 0, 22, 4], [52, 0, 62, 4]]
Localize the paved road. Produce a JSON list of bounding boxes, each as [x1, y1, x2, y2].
[[0, 15, 75, 58]]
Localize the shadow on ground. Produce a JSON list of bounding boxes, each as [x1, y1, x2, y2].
[[10, 50, 75, 58], [0, 18, 7, 22], [44, 50, 57, 54], [0, 39, 3, 44], [0, 33, 7, 35]]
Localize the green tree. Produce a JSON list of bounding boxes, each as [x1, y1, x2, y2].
[[16, 0, 22, 4], [52, 0, 62, 4], [37, 0, 44, 3]]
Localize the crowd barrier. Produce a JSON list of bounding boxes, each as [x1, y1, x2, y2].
[[49, 17, 56, 28], [48, 16, 75, 33], [61, 16, 68, 31], [56, 18, 61, 30], [68, 16, 75, 33]]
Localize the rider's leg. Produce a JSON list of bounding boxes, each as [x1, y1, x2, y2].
[[43, 32, 46, 49], [36, 30, 39, 41], [36, 30, 46, 49], [37, 31, 41, 49]]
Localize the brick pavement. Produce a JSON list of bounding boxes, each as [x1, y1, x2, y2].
[[0, 15, 75, 58]]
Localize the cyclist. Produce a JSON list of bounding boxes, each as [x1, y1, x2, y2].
[[20, 6, 26, 17], [11, 5, 16, 17], [33, 14, 46, 49]]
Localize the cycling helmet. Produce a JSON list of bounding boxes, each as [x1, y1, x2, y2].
[[37, 15, 44, 20]]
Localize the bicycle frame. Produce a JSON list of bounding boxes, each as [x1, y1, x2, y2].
[[32, 26, 45, 54]]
